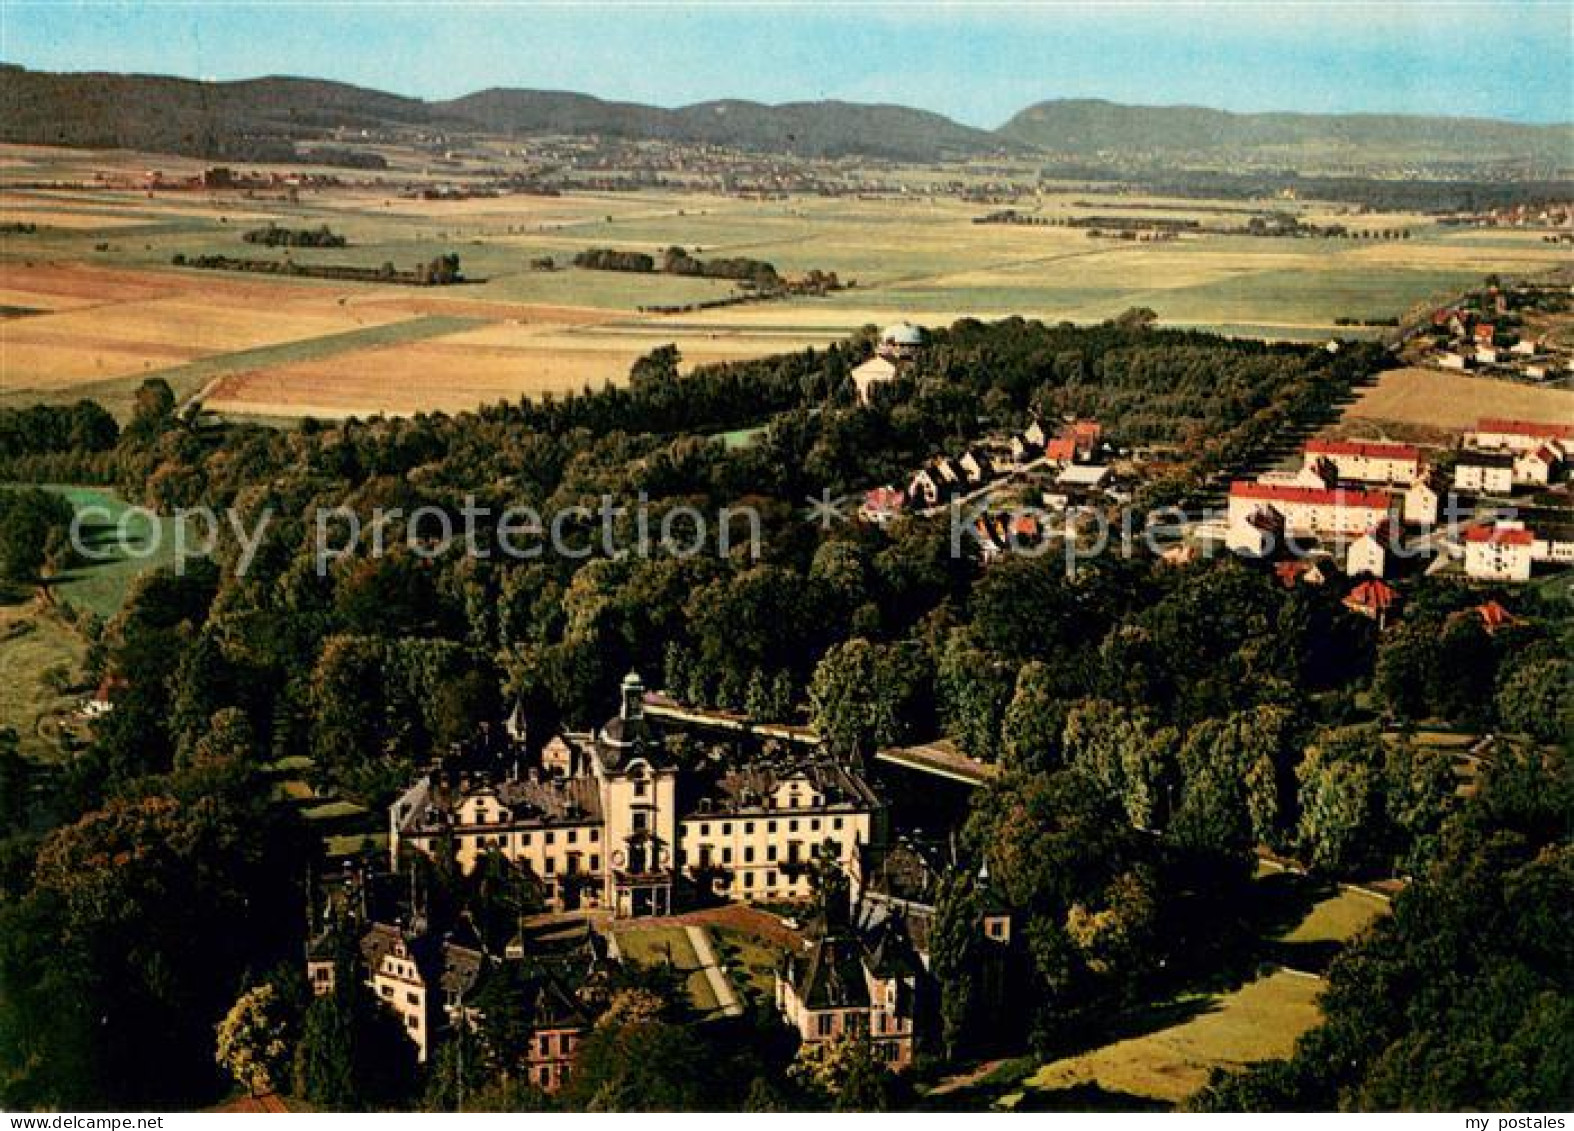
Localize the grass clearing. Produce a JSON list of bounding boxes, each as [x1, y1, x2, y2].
[[0, 599, 88, 761], [1014, 970, 1323, 1109], [38, 485, 177, 619], [711, 924, 788, 1000]]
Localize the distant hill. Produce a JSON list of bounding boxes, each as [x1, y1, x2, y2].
[[0, 64, 437, 162], [0, 65, 1016, 164], [998, 99, 1574, 169], [1, 64, 1568, 171], [437, 90, 1016, 161]]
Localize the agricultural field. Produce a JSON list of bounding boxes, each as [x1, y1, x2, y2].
[[3, 144, 1570, 420], [1332, 366, 1574, 443]]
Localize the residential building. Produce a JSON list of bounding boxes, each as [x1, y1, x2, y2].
[[1402, 475, 1442, 526], [1347, 520, 1398, 578], [1453, 450, 1516, 495], [1343, 578, 1400, 625], [1513, 445, 1560, 487], [1226, 481, 1395, 539], [860, 486, 906, 524], [1302, 439, 1421, 485], [1463, 523, 1535, 581], [1466, 418, 1574, 454]]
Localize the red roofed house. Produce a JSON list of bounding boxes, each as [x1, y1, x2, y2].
[[1226, 481, 1396, 540], [1343, 578, 1400, 626], [1043, 437, 1078, 464], [1466, 418, 1574, 454], [1462, 522, 1535, 582], [860, 486, 906, 524], [1512, 445, 1560, 487], [1302, 439, 1421, 485], [1274, 558, 1330, 588], [1474, 323, 1496, 345], [1470, 600, 1520, 634], [1069, 420, 1102, 454]]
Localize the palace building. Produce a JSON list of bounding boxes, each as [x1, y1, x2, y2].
[[390, 673, 885, 918]]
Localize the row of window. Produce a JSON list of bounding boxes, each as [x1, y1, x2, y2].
[[684, 815, 847, 839]]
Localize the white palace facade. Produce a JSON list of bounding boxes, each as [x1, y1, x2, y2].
[[390, 674, 884, 917]]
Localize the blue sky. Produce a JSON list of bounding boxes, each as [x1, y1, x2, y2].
[[3, 2, 1570, 127]]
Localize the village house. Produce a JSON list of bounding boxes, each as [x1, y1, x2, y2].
[[860, 486, 906, 524], [1512, 445, 1560, 487], [1302, 438, 1422, 485], [1402, 474, 1443, 525], [1346, 520, 1399, 579], [1453, 450, 1516, 495], [958, 447, 999, 485], [392, 674, 885, 917], [1343, 578, 1400, 626]]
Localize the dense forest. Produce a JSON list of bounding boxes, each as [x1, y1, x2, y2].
[[0, 315, 1567, 1110]]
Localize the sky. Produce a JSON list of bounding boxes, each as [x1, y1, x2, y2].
[[2, 2, 1570, 128]]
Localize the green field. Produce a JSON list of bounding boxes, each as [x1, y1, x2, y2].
[[38, 486, 178, 619], [0, 600, 87, 761], [947, 870, 1392, 1111], [0, 485, 183, 761], [711, 924, 788, 1001], [1012, 970, 1323, 1109]]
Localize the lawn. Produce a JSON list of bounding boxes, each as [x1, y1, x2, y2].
[[0, 599, 88, 761], [611, 924, 723, 1017], [711, 924, 788, 1001], [38, 485, 178, 620], [1010, 970, 1323, 1109], [975, 870, 1391, 1111]]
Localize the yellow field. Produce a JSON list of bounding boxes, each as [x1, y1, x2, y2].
[[1338, 367, 1574, 438], [4, 142, 1571, 419], [205, 316, 843, 417], [1, 262, 409, 388]]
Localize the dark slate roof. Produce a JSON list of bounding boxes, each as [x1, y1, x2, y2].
[[527, 973, 589, 1031], [789, 932, 871, 1010]]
